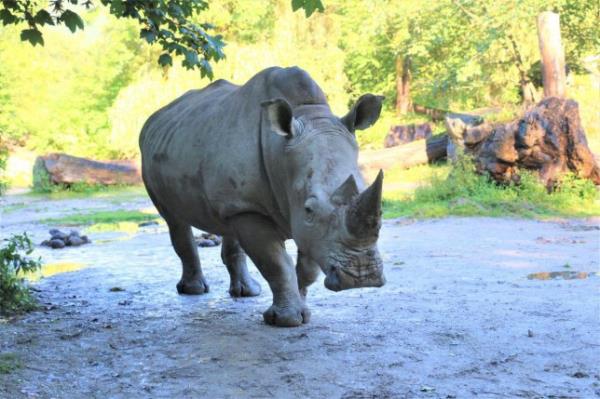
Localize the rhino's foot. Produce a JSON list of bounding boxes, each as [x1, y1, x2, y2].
[[176, 277, 209, 295], [263, 303, 311, 327], [229, 276, 261, 297]]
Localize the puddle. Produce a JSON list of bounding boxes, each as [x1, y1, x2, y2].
[[527, 271, 597, 280], [25, 262, 87, 281]]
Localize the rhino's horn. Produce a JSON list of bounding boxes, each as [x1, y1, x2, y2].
[[346, 170, 383, 240], [331, 174, 359, 205]]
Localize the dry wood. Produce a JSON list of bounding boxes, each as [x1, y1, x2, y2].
[[34, 153, 141, 186]]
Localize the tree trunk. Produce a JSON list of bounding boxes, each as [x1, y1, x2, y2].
[[395, 55, 412, 115], [537, 12, 566, 98], [33, 153, 141, 188]]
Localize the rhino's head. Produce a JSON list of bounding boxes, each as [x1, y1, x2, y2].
[[263, 94, 386, 292]]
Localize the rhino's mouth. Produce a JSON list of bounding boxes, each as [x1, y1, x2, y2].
[[324, 251, 385, 292]]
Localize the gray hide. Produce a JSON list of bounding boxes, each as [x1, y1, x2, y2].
[[140, 66, 385, 327]]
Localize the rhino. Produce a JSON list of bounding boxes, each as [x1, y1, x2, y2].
[[139, 66, 385, 327]]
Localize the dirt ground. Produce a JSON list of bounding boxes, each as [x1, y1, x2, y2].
[[1, 192, 599, 398]]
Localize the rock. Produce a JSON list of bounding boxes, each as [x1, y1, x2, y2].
[[49, 229, 68, 241], [571, 371, 589, 378], [138, 221, 159, 227], [49, 239, 66, 249], [44, 228, 90, 248], [195, 233, 222, 247], [197, 238, 216, 247], [67, 236, 85, 247]]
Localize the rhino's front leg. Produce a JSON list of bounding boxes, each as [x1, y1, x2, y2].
[[231, 213, 309, 327], [296, 252, 321, 299]]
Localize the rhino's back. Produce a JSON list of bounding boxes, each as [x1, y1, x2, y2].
[[140, 79, 269, 234]]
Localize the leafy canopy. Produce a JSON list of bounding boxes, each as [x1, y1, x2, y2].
[[0, 0, 324, 78]]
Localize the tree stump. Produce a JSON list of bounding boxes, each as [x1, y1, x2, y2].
[[384, 123, 432, 148], [446, 97, 600, 188], [33, 153, 141, 188]]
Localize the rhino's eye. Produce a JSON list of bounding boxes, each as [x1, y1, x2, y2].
[[304, 205, 315, 223], [304, 198, 317, 224]]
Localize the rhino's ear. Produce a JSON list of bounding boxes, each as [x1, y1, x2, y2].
[[341, 94, 385, 133], [262, 98, 296, 139]]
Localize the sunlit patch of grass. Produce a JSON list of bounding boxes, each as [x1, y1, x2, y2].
[[43, 209, 160, 226], [570, 74, 600, 154], [85, 221, 142, 234], [31, 184, 147, 200], [0, 202, 27, 214], [24, 262, 87, 282], [383, 156, 600, 219]]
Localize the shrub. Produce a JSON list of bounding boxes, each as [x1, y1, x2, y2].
[[0, 233, 42, 315], [0, 145, 7, 195]]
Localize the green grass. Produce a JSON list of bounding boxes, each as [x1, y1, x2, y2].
[[382, 157, 600, 219], [29, 184, 146, 200], [0, 353, 21, 374], [570, 74, 600, 154], [0, 202, 27, 214], [43, 209, 160, 226]]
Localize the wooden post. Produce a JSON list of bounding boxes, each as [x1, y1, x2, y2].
[[537, 12, 566, 98]]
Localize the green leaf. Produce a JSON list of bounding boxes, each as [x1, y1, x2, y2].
[[182, 50, 199, 69], [140, 29, 156, 43], [20, 29, 44, 46], [34, 10, 54, 26], [158, 53, 173, 67], [60, 9, 85, 33], [0, 9, 18, 25], [291, 0, 324, 17]]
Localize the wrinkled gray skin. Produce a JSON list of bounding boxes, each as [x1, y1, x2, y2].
[[140, 66, 385, 327]]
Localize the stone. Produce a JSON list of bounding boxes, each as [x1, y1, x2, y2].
[[49, 229, 68, 241], [49, 239, 66, 249], [67, 236, 85, 247]]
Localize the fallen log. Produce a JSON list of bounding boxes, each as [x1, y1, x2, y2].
[[359, 136, 448, 180], [33, 153, 141, 188], [446, 97, 600, 188]]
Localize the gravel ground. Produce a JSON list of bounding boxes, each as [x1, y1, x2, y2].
[[1, 192, 599, 398]]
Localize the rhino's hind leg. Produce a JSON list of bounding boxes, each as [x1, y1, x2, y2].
[[221, 236, 261, 297], [164, 217, 209, 295], [231, 213, 309, 327]]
